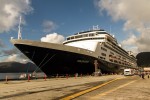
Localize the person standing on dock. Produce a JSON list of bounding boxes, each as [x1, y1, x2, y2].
[[141, 72, 145, 79]]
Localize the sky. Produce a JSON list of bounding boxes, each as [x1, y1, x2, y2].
[[0, 0, 150, 63]]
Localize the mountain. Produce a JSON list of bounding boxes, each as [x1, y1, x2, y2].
[[1, 52, 148, 72], [0, 61, 42, 73], [136, 52, 150, 67]]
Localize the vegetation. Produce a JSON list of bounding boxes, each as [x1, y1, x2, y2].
[[0, 61, 41, 73], [136, 52, 150, 67]]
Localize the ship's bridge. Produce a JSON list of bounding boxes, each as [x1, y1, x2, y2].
[[63, 30, 108, 51], [105, 34, 118, 45]]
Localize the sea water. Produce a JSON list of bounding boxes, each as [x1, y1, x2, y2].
[[0, 72, 45, 80]]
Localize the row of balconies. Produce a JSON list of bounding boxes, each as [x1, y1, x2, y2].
[[109, 55, 133, 66]]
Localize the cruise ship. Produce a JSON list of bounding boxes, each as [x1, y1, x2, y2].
[[10, 25, 137, 76]]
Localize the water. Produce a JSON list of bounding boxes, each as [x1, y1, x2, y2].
[[0, 72, 45, 80]]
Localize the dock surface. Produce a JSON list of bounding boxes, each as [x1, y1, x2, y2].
[[0, 75, 149, 100]]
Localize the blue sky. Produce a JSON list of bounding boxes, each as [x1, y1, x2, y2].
[[1, 0, 124, 46], [0, 0, 150, 62], [23, 0, 123, 39]]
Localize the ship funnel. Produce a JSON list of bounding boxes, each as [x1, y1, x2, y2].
[[18, 16, 22, 39]]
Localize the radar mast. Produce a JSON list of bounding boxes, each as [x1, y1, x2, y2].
[[18, 16, 22, 39]]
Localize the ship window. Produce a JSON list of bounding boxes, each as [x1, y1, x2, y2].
[[101, 53, 106, 56], [71, 36, 74, 39], [107, 38, 111, 42], [89, 34, 95, 36], [96, 32, 107, 34], [110, 51, 114, 55], [109, 59, 113, 62], [101, 47, 107, 52], [98, 56, 105, 60], [64, 37, 107, 44], [75, 35, 82, 39], [83, 34, 88, 37], [67, 37, 71, 40]]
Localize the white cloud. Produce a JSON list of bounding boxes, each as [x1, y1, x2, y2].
[[136, 29, 150, 51], [121, 34, 137, 46], [2, 54, 28, 63], [42, 20, 57, 33], [0, 39, 5, 47], [0, 0, 33, 62], [121, 34, 138, 55], [96, 0, 150, 54], [1, 48, 29, 63], [3, 54, 18, 62], [0, 0, 33, 33], [41, 32, 65, 44], [2, 54, 30, 63]]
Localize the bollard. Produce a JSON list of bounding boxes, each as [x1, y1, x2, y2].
[[5, 75, 8, 84], [80, 74, 82, 78], [75, 74, 76, 79], [35, 74, 38, 80], [44, 74, 47, 81], [56, 74, 58, 79], [66, 74, 68, 79], [28, 74, 30, 82]]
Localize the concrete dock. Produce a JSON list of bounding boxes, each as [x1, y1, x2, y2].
[[0, 75, 149, 100]]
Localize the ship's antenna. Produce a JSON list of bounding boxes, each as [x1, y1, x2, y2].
[[93, 25, 99, 30], [18, 16, 22, 39], [110, 26, 111, 33]]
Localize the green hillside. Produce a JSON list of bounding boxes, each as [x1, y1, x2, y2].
[[0, 62, 42, 73], [136, 52, 150, 67]]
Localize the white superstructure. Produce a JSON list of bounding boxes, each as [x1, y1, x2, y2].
[[63, 28, 137, 69]]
